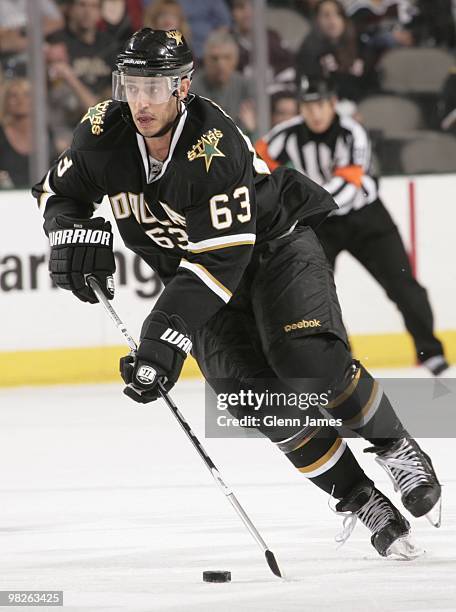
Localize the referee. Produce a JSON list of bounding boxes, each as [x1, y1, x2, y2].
[[256, 78, 448, 376]]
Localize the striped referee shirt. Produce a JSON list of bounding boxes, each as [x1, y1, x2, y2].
[[256, 114, 379, 216]]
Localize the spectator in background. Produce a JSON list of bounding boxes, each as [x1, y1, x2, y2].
[[191, 30, 256, 136], [231, 0, 294, 85], [295, 0, 374, 102], [100, 0, 136, 47], [47, 0, 120, 151], [341, 0, 417, 69], [270, 90, 299, 126], [177, 0, 231, 62], [0, 0, 64, 76], [0, 78, 56, 188], [143, 0, 191, 43]]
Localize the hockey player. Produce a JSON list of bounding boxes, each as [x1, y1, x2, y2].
[[256, 78, 449, 376], [33, 29, 441, 559]]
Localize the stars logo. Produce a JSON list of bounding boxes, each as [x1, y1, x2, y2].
[[166, 30, 184, 46], [187, 129, 225, 172], [80, 100, 111, 136], [81, 105, 99, 124]]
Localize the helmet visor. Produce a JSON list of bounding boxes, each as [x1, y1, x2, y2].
[[112, 71, 180, 104]]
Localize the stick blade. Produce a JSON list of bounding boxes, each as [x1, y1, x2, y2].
[[265, 549, 282, 577]]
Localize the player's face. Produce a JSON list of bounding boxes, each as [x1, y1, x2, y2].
[[300, 97, 337, 133], [127, 77, 190, 138]]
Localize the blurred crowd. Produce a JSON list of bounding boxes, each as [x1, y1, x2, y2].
[[1, 0, 456, 187]]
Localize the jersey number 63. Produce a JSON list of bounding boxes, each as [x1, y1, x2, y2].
[[209, 186, 251, 230]]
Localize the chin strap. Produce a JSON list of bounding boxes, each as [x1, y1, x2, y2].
[[148, 96, 181, 138], [148, 91, 188, 138]]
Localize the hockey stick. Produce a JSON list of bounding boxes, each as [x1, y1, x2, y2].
[[87, 275, 283, 578]]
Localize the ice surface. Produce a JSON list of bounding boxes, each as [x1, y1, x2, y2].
[[0, 369, 455, 611]]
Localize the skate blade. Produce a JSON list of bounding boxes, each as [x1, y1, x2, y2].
[[436, 364, 456, 378], [425, 495, 442, 528], [386, 535, 425, 560]]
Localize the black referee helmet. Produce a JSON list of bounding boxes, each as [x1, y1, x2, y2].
[[298, 76, 337, 103]]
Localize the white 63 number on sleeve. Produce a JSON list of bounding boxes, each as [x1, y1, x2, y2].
[[209, 186, 251, 230]]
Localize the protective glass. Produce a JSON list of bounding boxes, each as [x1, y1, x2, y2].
[[112, 71, 180, 104]]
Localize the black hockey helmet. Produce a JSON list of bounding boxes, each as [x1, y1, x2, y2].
[[113, 29, 194, 134], [298, 76, 337, 103], [115, 28, 194, 78]]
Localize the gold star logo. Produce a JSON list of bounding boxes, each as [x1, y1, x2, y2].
[[166, 30, 184, 46], [187, 129, 225, 172], [195, 137, 225, 171]]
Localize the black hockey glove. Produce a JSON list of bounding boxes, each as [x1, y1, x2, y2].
[[48, 215, 116, 303], [120, 311, 192, 404]]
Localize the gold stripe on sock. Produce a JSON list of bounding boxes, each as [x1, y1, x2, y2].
[[298, 438, 342, 474], [326, 367, 361, 409], [343, 380, 380, 428]]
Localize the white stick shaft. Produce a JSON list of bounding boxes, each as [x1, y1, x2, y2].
[[87, 276, 137, 351]]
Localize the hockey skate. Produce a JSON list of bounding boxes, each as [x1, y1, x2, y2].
[[365, 438, 442, 527], [334, 483, 423, 559]]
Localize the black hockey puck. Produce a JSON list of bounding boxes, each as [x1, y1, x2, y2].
[[203, 570, 231, 583]]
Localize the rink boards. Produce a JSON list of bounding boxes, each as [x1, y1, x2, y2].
[[1, 174, 455, 385]]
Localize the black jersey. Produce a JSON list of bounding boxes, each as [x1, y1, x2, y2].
[[32, 95, 335, 332], [257, 114, 379, 215]]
